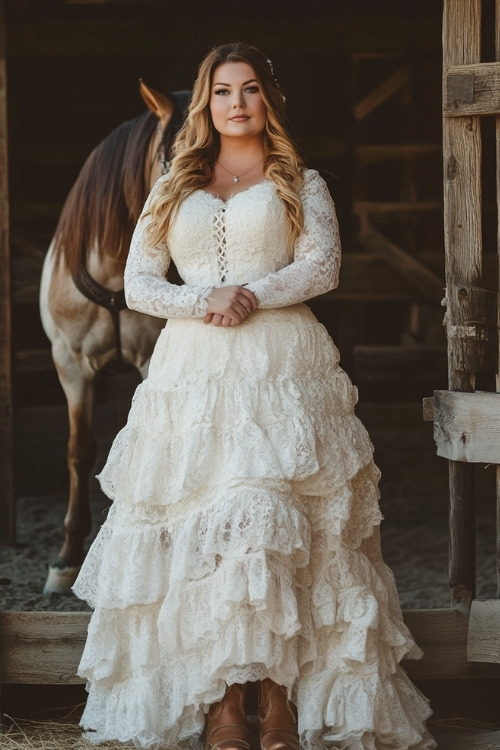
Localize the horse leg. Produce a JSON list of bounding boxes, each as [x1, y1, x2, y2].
[[44, 372, 96, 594]]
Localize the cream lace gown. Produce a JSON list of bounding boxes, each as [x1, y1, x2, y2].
[[73, 170, 436, 750]]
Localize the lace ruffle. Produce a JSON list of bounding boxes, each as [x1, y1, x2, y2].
[[73, 303, 435, 749], [75, 500, 433, 749]]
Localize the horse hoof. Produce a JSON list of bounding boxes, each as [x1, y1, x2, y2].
[[43, 564, 81, 594]]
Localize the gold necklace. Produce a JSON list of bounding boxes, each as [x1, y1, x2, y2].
[[217, 157, 263, 184]]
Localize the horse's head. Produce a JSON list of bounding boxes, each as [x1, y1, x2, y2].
[[140, 81, 191, 189]]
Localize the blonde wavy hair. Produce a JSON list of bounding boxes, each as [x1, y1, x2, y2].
[[146, 42, 305, 246]]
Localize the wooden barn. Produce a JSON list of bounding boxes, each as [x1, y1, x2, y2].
[[1, 0, 500, 732]]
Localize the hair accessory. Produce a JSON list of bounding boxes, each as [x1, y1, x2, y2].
[[266, 58, 285, 102]]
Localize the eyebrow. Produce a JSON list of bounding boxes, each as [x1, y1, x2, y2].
[[212, 79, 258, 88]]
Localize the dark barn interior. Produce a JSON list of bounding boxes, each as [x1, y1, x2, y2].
[[7, 0, 447, 486], [2, 0, 500, 739]]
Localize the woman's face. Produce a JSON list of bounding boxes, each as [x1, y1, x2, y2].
[[209, 61, 267, 140]]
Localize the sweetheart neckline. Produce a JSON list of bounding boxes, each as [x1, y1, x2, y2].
[[197, 179, 270, 203]]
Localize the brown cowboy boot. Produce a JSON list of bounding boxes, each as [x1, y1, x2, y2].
[[205, 683, 251, 750], [258, 678, 299, 750]]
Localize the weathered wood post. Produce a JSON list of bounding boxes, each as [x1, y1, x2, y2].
[[442, 0, 482, 610], [0, 0, 14, 544], [496, 0, 500, 599]]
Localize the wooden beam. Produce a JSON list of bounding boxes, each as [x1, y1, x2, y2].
[[442, 0, 482, 609], [357, 225, 444, 304], [2, 609, 500, 685], [355, 143, 442, 163], [404, 608, 500, 680], [445, 284, 498, 375], [433, 390, 500, 463], [326, 253, 439, 302], [353, 200, 442, 216], [353, 345, 447, 383], [445, 61, 500, 116], [5, 17, 441, 58], [353, 66, 409, 121], [0, 0, 14, 545], [0, 612, 87, 685], [467, 599, 500, 663]]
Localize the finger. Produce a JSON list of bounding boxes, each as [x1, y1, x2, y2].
[[211, 313, 224, 327], [239, 287, 258, 311], [203, 313, 214, 324], [230, 299, 252, 319]]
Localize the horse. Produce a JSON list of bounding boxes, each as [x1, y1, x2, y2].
[[39, 82, 190, 594]]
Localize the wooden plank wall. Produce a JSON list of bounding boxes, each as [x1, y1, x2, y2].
[[3, 609, 500, 685], [442, 0, 482, 611]]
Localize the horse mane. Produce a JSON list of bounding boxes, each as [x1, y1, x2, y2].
[[52, 110, 161, 276]]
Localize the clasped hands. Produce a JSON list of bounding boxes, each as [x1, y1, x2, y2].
[[204, 285, 258, 327]]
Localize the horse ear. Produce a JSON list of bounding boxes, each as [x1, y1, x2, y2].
[[139, 80, 174, 127]]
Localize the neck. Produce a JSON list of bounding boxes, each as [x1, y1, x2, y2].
[[217, 135, 265, 167]]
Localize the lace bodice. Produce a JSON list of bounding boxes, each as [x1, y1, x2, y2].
[[124, 169, 341, 318]]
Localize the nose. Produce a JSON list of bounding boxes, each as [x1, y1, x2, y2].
[[232, 90, 245, 108]]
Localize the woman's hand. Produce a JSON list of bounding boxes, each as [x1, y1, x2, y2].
[[204, 285, 258, 327]]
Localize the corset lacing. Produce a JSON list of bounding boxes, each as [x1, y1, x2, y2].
[[213, 205, 228, 283]]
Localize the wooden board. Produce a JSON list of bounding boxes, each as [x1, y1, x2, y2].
[[0, 612, 88, 685], [445, 61, 500, 116], [467, 599, 500, 663], [356, 225, 444, 304], [433, 390, 500, 464], [0, 0, 14, 545], [354, 345, 447, 382], [2, 609, 500, 685], [442, 0, 483, 609]]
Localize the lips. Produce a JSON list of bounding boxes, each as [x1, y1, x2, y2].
[[230, 115, 250, 121]]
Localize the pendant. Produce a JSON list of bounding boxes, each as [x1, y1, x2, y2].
[[233, 176, 239, 183]]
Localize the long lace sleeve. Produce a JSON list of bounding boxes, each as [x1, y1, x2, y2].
[[245, 170, 341, 308], [124, 177, 213, 319]]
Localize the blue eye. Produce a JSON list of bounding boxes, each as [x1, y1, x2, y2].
[[214, 89, 229, 95], [245, 86, 259, 93]]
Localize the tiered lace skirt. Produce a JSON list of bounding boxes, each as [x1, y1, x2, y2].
[[73, 304, 436, 750]]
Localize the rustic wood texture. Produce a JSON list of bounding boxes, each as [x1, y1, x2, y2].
[[404, 608, 500, 680], [0, 0, 14, 545], [467, 599, 500, 663], [422, 396, 435, 422], [0, 612, 88, 684], [433, 390, 500, 463], [3, 609, 500, 685], [442, 0, 483, 608], [445, 61, 500, 116], [446, 285, 498, 375]]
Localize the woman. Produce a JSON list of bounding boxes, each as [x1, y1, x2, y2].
[[73, 42, 436, 750]]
